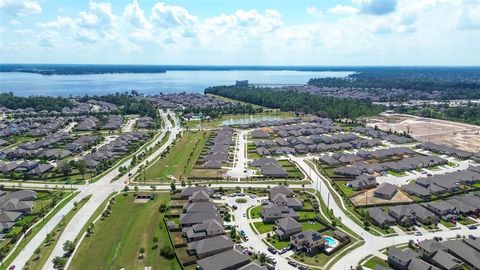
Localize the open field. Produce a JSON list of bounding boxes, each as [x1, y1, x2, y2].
[[366, 113, 480, 152], [185, 111, 297, 129], [143, 131, 210, 182], [69, 193, 180, 270]]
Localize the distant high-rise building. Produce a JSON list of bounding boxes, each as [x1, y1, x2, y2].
[[235, 80, 249, 87]]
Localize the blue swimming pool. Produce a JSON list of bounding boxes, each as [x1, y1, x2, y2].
[[324, 236, 338, 247]]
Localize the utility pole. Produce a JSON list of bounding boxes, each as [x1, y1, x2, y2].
[[327, 193, 330, 210]]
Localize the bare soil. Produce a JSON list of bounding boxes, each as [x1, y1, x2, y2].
[[366, 114, 480, 152]]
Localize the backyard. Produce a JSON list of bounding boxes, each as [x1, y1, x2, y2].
[[69, 192, 180, 270]]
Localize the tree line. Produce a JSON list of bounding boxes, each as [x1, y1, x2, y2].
[[205, 86, 384, 119], [79, 92, 159, 118], [396, 103, 480, 126], [183, 103, 263, 119], [308, 68, 480, 100], [0, 92, 73, 111]]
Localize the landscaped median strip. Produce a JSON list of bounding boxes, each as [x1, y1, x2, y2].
[[1, 190, 79, 269], [24, 195, 92, 270]]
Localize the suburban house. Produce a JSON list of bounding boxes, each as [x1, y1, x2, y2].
[[367, 207, 395, 228], [0, 190, 36, 233], [269, 185, 294, 200], [373, 183, 398, 200], [180, 187, 214, 200], [182, 218, 225, 242], [196, 248, 251, 270], [275, 217, 301, 240], [290, 230, 326, 254], [388, 205, 416, 227], [271, 193, 303, 210], [348, 174, 378, 191], [187, 235, 234, 259], [261, 204, 298, 223]]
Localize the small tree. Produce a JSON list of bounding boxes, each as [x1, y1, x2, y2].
[[77, 160, 87, 179], [63, 240, 75, 256], [170, 182, 176, 192], [259, 253, 267, 264], [52, 256, 67, 269], [34, 247, 41, 260]]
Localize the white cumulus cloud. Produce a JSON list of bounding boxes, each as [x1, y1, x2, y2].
[[328, 5, 359, 15], [0, 0, 41, 16]]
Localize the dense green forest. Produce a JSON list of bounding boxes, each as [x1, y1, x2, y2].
[[309, 68, 480, 100], [0, 92, 73, 111], [397, 103, 480, 126], [205, 86, 384, 119], [183, 103, 263, 119], [80, 92, 158, 118]]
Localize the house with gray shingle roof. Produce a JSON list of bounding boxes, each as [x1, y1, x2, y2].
[[275, 217, 301, 240], [334, 166, 362, 177], [179, 212, 221, 228], [374, 183, 398, 200], [238, 262, 267, 270], [182, 218, 224, 242], [271, 193, 302, 210], [181, 187, 214, 199], [430, 250, 463, 270], [443, 240, 480, 270], [197, 248, 251, 270], [387, 247, 420, 270], [348, 174, 377, 191], [290, 230, 326, 254], [368, 208, 395, 228], [187, 235, 234, 258], [261, 204, 298, 223]]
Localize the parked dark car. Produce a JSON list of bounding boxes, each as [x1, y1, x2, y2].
[[268, 247, 277, 254], [288, 261, 297, 267]]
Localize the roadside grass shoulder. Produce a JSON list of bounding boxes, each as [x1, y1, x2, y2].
[[69, 192, 180, 270]]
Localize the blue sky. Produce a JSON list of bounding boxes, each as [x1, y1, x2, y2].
[[0, 0, 479, 65]]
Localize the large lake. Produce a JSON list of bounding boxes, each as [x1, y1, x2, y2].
[[0, 70, 353, 97]]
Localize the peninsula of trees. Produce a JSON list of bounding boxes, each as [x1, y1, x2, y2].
[[205, 86, 384, 119]]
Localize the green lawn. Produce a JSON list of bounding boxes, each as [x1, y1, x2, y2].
[[300, 221, 326, 232], [334, 180, 358, 198], [25, 195, 91, 270], [278, 160, 302, 178], [296, 210, 316, 220], [387, 170, 407, 177], [69, 193, 180, 270], [266, 237, 290, 250], [363, 256, 389, 268], [143, 131, 210, 182], [440, 220, 457, 228], [253, 222, 274, 234], [249, 205, 263, 219], [458, 217, 477, 226]]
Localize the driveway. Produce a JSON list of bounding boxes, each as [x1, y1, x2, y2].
[[225, 195, 297, 270]]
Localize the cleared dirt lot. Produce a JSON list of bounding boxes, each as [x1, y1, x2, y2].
[[351, 189, 412, 206], [366, 114, 480, 152]]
